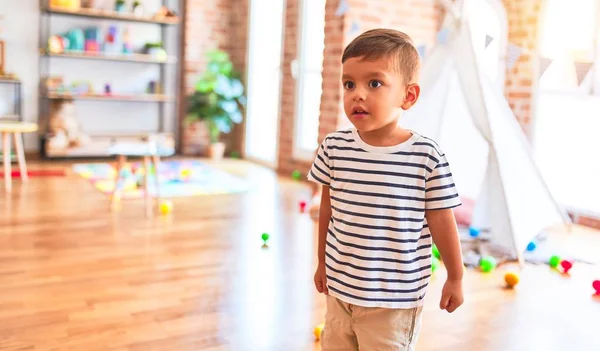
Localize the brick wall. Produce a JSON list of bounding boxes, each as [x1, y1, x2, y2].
[[277, 0, 309, 176], [502, 0, 542, 137], [275, 0, 442, 177], [181, 0, 248, 155]]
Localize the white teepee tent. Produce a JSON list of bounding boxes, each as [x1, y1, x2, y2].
[[401, 0, 571, 262]]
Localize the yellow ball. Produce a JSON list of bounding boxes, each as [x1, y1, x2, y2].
[[314, 323, 324, 340], [159, 200, 173, 215], [504, 272, 520, 288]]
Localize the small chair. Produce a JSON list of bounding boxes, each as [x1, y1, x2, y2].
[[0, 121, 38, 193], [108, 136, 174, 216]]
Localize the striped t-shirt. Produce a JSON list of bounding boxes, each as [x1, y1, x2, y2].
[[308, 127, 461, 309]]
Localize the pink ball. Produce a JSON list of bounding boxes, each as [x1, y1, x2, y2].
[[593, 280, 600, 294]]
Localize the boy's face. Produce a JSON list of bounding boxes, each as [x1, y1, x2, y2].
[[341, 55, 419, 132]]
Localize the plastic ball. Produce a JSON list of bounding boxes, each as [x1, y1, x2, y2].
[[431, 256, 440, 273], [480, 256, 497, 273], [549, 255, 561, 268], [299, 200, 307, 212], [314, 323, 324, 340], [261, 232, 270, 243], [504, 272, 520, 288], [592, 280, 600, 294], [469, 227, 480, 238], [159, 200, 173, 215], [432, 244, 441, 260], [560, 260, 573, 273], [526, 241, 537, 251], [291, 170, 302, 180]]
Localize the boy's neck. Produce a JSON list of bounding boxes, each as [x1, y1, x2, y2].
[[357, 120, 412, 147]]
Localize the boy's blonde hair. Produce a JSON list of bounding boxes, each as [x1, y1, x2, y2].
[[341, 28, 421, 83]]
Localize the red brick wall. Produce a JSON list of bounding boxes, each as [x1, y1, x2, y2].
[[318, 0, 443, 143], [277, 0, 310, 176], [181, 0, 248, 155], [502, 0, 542, 137]]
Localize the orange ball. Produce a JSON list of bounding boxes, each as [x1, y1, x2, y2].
[[504, 272, 520, 288]]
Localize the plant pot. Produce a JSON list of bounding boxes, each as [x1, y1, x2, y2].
[[208, 142, 226, 161]]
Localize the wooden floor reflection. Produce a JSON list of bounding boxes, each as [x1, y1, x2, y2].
[[0, 159, 598, 351]]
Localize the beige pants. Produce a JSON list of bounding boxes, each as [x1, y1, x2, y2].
[[321, 296, 423, 351]]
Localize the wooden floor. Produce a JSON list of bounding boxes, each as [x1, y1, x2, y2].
[[1, 158, 599, 351]]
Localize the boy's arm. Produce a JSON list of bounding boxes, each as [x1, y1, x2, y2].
[[426, 207, 464, 313], [426, 208, 463, 280], [317, 186, 332, 264]]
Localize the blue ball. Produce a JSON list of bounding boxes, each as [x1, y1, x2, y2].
[[526, 241, 536, 251], [469, 227, 480, 238]]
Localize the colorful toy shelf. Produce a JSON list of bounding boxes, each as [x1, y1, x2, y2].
[[42, 50, 177, 64], [45, 92, 173, 102], [38, 1, 183, 159], [42, 6, 179, 25]]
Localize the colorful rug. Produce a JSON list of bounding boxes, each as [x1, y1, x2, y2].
[[72, 160, 251, 198]]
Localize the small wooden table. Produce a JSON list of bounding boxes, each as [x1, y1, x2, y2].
[[108, 140, 174, 216], [0, 122, 38, 193]]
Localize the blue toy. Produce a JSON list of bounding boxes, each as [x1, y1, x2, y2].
[[469, 227, 480, 238], [526, 241, 537, 251]]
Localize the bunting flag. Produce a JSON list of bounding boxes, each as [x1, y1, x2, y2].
[[485, 34, 494, 48], [417, 44, 426, 60], [506, 43, 523, 70], [436, 28, 449, 45], [574, 61, 593, 86], [335, 0, 349, 16], [538, 57, 553, 78]]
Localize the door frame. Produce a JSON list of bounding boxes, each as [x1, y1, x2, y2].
[[242, 0, 287, 169]]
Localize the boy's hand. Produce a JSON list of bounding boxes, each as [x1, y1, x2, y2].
[[314, 263, 328, 295], [440, 278, 463, 313]]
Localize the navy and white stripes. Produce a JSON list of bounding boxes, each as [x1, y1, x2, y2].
[[308, 128, 461, 308]]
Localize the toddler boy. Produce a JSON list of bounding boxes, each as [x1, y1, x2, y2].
[[308, 28, 465, 350]]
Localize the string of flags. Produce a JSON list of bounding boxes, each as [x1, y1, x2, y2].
[[332, 0, 595, 89]]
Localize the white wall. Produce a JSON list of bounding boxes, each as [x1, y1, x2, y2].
[[0, 0, 180, 152]]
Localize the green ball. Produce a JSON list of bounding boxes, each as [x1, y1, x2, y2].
[[261, 232, 270, 243], [431, 256, 440, 272], [432, 244, 441, 260], [291, 170, 302, 180], [230, 151, 240, 159], [480, 256, 497, 273], [549, 255, 561, 268]]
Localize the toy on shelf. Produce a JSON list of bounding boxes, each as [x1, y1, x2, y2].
[[65, 29, 85, 51], [122, 27, 133, 54], [154, 6, 178, 20], [84, 27, 101, 52], [50, 0, 81, 10], [47, 99, 91, 151]]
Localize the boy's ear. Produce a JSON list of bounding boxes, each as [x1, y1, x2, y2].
[[401, 83, 420, 110]]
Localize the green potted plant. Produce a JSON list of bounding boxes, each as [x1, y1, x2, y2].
[[186, 50, 246, 160], [115, 0, 126, 12]]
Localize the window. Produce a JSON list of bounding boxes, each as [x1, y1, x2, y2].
[[533, 0, 600, 216], [538, 0, 597, 94], [292, 0, 326, 160]]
